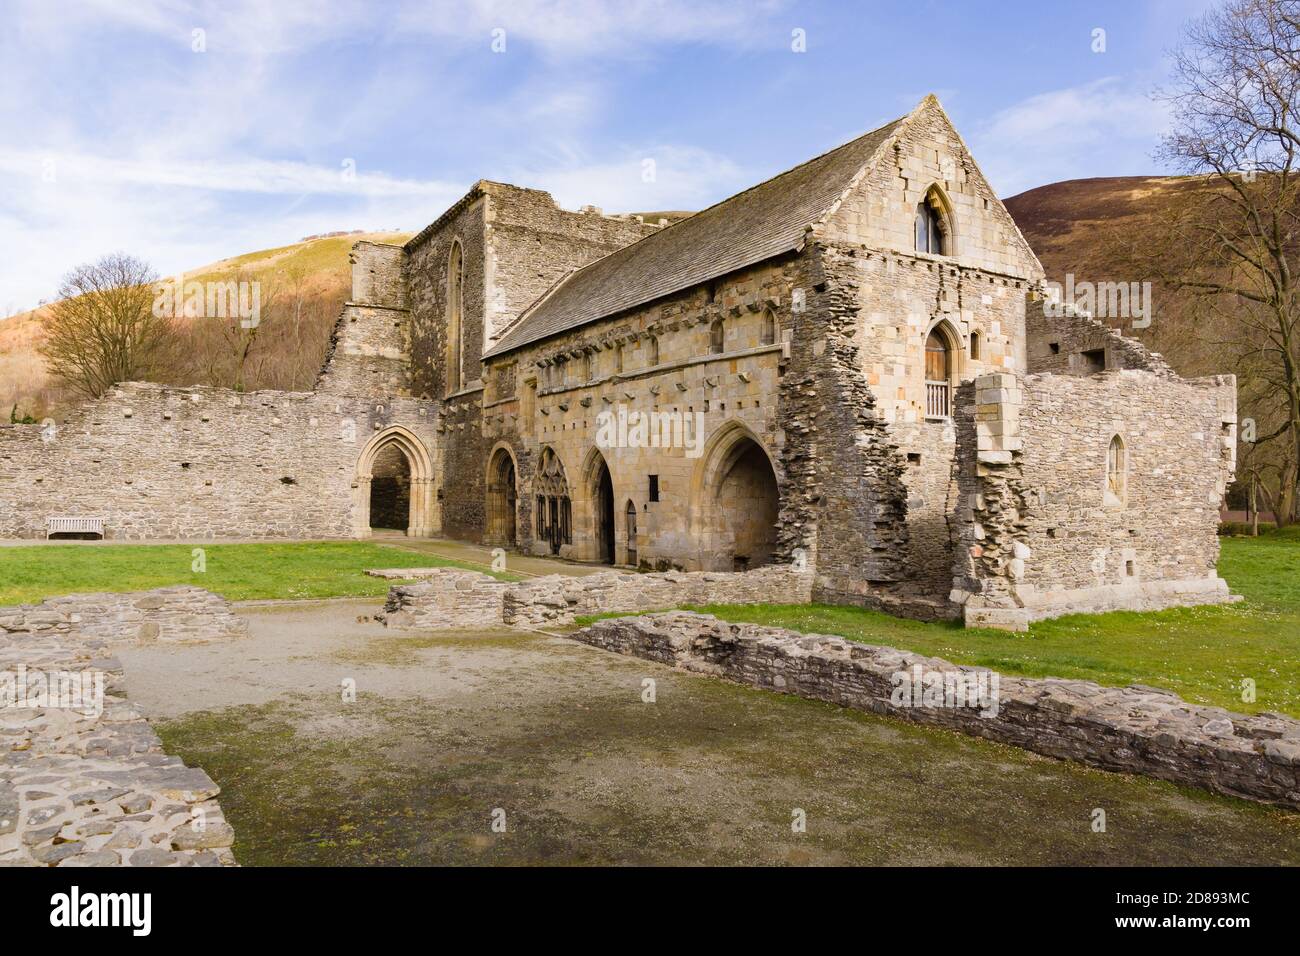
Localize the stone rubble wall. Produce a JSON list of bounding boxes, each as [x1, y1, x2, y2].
[[0, 381, 439, 540], [379, 570, 509, 629], [1, 588, 244, 866], [502, 565, 813, 627], [0, 586, 249, 645], [572, 611, 1300, 810], [953, 364, 1237, 630], [1025, 299, 1176, 377], [377, 565, 813, 629]]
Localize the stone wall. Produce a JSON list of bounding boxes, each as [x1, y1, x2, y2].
[[483, 183, 656, 346], [502, 564, 813, 627], [954, 364, 1238, 629], [0, 382, 439, 540], [379, 570, 508, 629], [1, 588, 243, 866], [2, 235, 440, 542], [315, 241, 411, 398], [376, 564, 813, 629], [572, 612, 1300, 810], [0, 586, 248, 645], [1025, 299, 1175, 376]]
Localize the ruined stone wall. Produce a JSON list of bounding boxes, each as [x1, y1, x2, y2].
[[316, 241, 412, 398], [572, 612, 1300, 810], [0, 383, 438, 539], [1025, 299, 1175, 376], [483, 183, 656, 345], [0, 586, 247, 644], [787, 244, 912, 609], [954, 368, 1238, 628], [1, 587, 244, 866], [825, 244, 1033, 604], [375, 564, 813, 629], [406, 193, 487, 400], [3, 233, 439, 541]]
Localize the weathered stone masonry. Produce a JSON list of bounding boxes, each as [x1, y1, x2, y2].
[[572, 612, 1300, 810], [1, 587, 244, 866]]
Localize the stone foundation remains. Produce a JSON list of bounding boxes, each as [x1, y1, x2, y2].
[[0, 585, 249, 645], [376, 564, 813, 629], [1, 588, 244, 866], [571, 612, 1300, 810]]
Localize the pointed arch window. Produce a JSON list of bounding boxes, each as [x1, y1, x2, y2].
[[761, 308, 777, 346], [648, 334, 659, 366], [445, 241, 464, 396], [710, 319, 725, 354], [915, 189, 952, 256], [1105, 435, 1127, 507], [535, 447, 572, 553]]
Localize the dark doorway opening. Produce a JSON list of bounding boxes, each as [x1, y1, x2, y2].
[[595, 458, 615, 564], [370, 443, 411, 532], [486, 449, 518, 547]]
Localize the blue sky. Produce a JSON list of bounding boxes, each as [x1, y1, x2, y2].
[[0, 0, 1215, 313]]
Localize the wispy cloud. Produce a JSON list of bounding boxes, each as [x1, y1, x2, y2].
[[971, 76, 1171, 197]]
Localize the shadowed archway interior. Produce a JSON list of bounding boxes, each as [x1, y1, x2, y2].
[[369, 443, 411, 531]]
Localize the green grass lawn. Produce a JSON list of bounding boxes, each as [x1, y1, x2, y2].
[[5, 531, 1299, 718], [685, 529, 1300, 719], [0, 541, 513, 606]]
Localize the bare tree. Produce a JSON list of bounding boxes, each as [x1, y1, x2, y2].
[[38, 253, 175, 398], [1135, 0, 1300, 524]]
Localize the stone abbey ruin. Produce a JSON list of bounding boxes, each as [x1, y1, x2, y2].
[[0, 96, 1239, 630]]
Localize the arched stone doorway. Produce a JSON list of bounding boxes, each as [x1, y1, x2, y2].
[[594, 457, 615, 565], [369, 444, 411, 531], [485, 445, 518, 548], [353, 426, 434, 537], [625, 500, 638, 567], [691, 423, 780, 571]]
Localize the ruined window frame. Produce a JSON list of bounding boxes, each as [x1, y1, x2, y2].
[[1104, 434, 1127, 509], [444, 240, 464, 396]]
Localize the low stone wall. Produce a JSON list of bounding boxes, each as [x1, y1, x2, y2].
[[379, 571, 509, 629], [503, 565, 812, 627], [377, 565, 813, 629], [1, 588, 242, 866], [571, 612, 1300, 810], [0, 586, 249, 645]]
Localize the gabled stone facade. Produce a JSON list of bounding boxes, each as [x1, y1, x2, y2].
[[1, 95, 1237, 629]]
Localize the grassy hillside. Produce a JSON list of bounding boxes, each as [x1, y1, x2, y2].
[[0, 230, 410, 420], [1003, 175, 1225, 377]]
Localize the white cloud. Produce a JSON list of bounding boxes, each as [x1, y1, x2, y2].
[[970, 77, 1172, 197]]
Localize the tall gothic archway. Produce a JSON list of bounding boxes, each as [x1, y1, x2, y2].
[[689, 421, 780, 571], [485, 443, 518, 547], [353, 426, 434, 537]]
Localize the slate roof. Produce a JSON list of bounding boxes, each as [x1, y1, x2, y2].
[[483, 114, 908, 358]]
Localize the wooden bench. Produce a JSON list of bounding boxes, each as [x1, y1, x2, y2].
[[46, 516, 105, 539]]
